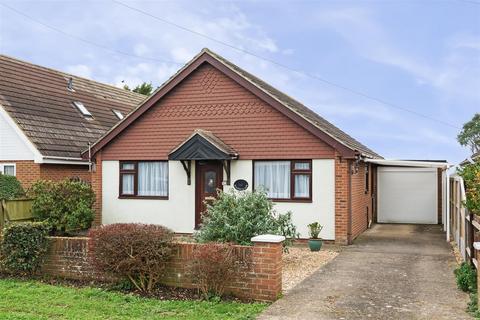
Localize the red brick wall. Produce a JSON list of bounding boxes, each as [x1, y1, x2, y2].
[[40, 164, 90, 183], [91, 151, 102, 226], [350, 161, 373, 240], [0, 160, 90, 190], [42, 236, 283, 302], [102, 63, 334, 160], [0, 160, 41, 189], [335, 154, 350, 245]]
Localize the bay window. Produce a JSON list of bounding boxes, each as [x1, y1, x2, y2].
[[119, 161, 168, 198], [254, 160, 312, 201]]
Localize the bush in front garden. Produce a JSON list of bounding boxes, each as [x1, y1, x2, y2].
[[89, 223, 174, 293], [29, 179, 94, 234], [0, 174, 25, 200], [0, 222, 50, 274], [454, 262, 477, 293], [195, 190, 298, 246], [190, 243, 245, 299]]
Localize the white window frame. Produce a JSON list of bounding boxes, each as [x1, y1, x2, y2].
[[112, 109, 124, 120], [0, 163, 16, 176], [73, 101, 93, 117]]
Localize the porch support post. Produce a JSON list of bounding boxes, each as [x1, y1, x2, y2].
[[180, 160, 191, 185], [222, 160, 231, 185]]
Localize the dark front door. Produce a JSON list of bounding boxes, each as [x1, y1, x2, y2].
[[195, 160, 223, 229]]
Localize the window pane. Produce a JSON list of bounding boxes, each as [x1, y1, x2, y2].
[[204, 171, 217, 193], [3, 165, 14, 176], [294, 174, 310, 198], [294, 162, 310, 170], [122, 174, 134, 195], [254, 161, 290, 199], [122, 163, 135, 170], [138, 162, 168, 196]]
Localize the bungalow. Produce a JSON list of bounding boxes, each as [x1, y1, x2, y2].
[[0, 55, 145, 189], [85, 48, 385, 244]]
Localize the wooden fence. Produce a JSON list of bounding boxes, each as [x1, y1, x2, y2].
[[0, 199, 34, 228], [450, 174, 479, 265]]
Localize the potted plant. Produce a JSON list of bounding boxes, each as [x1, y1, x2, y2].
[[307, 222, 323, 251]]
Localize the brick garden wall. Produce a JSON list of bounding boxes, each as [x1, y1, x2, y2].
[[41, 236, 283, 302]]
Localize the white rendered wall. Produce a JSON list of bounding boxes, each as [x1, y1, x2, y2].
[[102, 160, 196, 233], [0, 107, 36, 160], [102, 159, 335, 239], [224, 160, 335, 240]]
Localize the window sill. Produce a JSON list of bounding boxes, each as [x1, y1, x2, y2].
[[118, 196, 169, 200], [270, 198, 312, 203]]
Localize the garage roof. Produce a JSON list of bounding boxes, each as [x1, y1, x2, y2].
[[365, 159, 451, 168]]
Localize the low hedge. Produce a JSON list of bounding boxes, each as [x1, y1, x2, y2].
[[0, 222, 50, 274], [89, 223, 174, 293]]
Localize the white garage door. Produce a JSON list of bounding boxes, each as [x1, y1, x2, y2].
[[377, 167, 437, 224]]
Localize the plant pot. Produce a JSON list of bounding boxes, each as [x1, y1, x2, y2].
[[308, 239, 323, 252]]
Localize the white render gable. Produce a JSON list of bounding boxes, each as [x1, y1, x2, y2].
[[0, 106, 40, 161]]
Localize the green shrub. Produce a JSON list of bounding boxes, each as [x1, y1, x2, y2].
[[195, 190, 298, 246], [454, 262, 477, 293], [458, 162, 480, 215], [89, 223, 174, 293], [307, 222, 323, 239], [0, 222, 50, 274], [29, 179, 94, 234], [0, 174, 25, 200], [190, 243, 245, 299]]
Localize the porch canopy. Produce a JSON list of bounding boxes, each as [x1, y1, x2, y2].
[[168, 129, 238, 185]]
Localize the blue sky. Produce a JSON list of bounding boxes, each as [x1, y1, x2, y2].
[[1, 0, 479, 163]]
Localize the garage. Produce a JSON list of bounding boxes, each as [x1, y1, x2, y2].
[[377, 167, 438, 224], [366, 159, 449, 225]]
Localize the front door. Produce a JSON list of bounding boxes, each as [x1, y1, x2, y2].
[[195, 161, 223, 229]]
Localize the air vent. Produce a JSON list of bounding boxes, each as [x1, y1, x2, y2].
[[112, 109, 124, 120], [73, 101, 93, 118]]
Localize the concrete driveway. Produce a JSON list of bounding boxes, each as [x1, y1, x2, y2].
[[259, 224, 471, 320]]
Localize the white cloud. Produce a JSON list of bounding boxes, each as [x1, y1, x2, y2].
[[315, 7, 480, 101]]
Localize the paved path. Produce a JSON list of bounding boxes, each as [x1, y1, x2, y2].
[[259, 224, 471, 320]]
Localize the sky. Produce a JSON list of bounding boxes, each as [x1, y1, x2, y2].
[[0, 0, 479, 163]]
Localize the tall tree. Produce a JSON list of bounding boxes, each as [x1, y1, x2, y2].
[[458, 113, 480, 154], [123, 82, 154, 96]]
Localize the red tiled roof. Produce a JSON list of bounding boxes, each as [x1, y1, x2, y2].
[[0, 55, 145, 159]]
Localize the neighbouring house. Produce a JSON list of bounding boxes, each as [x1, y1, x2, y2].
[[84, 48, 391, 244], [0, 55, 145, 189]]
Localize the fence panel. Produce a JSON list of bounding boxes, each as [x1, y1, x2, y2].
[[0, 199, 34, 228]]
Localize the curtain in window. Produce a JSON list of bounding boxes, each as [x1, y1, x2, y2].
[[3, 166, 14, 176], [254, 161, 290, 198], [138, 162, 168, 196], [122, 174, 134, 195], [294, 175, 310, 197]]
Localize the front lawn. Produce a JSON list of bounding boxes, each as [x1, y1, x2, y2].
[[0, 279, 266, 320]]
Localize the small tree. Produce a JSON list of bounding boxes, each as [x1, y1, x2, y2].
[[458, 113, 480, 154], [29, 179, 94, 234], [89, 223, 174, 293], [195, 190, 298, 246], [0, 174, 25, 200], [123, 82, 154, 96], [458, 162, 480, 215]]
